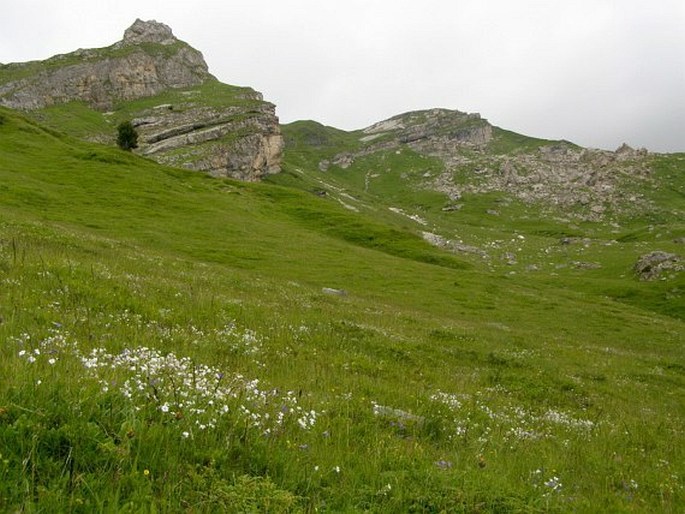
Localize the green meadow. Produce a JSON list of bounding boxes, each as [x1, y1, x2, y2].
[[0, 106, 684, 512]]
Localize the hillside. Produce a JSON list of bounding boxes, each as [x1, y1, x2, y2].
[[1, 18, 684, 512], [0, 19, 283, 180], [1, 102, 684, 512], [277, 112, 685, 322]]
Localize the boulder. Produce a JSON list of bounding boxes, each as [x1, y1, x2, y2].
[[634, 251, 683, 281]]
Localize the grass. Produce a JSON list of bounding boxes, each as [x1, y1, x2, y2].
[[20, 79, 266, 149], [0, 105, 684, 512]]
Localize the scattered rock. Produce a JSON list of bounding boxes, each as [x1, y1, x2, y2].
[[421, 232, 489, 258], [333, 153, 355, 169], [425, 141, 652, 221], [503, 252, 517, 265], [572, 261, 602, 270], [372, 403, 424, 424], [322, 287, 347, 296], [634, 251, 683, 281]]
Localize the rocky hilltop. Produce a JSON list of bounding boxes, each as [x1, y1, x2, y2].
[[315, 108, 651, 221], [0, 19, 282, 180]]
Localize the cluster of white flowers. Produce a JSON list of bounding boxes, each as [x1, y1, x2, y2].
[[531, 468, 564, 495], [428, 388, 597, 443], [15, 328, 318, 438], [429, 391, 463, 410], [215, 322, 262, 356], [543, 409, 595, 431], [297, 409, 318, 430], [14, 329, 78, 365]]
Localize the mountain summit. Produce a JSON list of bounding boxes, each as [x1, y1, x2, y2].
[[0, 19, 211, 111], [119, 18, 178, 47], [0, 20, 283, 180]]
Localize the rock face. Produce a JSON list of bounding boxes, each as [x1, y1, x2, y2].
[[130, 90, 283, 180], [362, 109, 492, 149], [0, 19, 283, 180], [319, 108, 492, 176]]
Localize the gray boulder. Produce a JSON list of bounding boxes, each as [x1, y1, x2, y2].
[[634, 251, 683, 281]]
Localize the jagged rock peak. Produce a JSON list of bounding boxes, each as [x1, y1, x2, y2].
[[120, 19, 177, 46]]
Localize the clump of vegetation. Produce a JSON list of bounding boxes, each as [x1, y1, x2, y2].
[[116, 120, 138, 151]]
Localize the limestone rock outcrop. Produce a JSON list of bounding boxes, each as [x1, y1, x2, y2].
[[427, 141, 653, 221], [319, 108, 492, 175], [0, 19, 283, 180], [316, 108, 651, 221], [360, 108, 492, 152], [0, 20, 210, 111]]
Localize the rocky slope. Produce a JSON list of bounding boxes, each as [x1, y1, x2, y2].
[[313, 108, 652, 221], [0, 19, 282, 180]]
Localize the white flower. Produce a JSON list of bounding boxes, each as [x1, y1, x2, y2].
[[48, 358, 57, 365], [182, 431, 190, 439]]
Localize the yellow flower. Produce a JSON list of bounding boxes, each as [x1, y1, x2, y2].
[[143, 469, 150, 476]]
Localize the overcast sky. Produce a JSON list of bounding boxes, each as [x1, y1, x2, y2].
[[1, 1, 684, 152]]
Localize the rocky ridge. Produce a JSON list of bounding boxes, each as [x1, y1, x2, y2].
[[318, 109, 651, 221], [0, 19, 282, 180]]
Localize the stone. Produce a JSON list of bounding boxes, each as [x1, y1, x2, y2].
[[634, 251, 683, 281], [572, 261, 602, 270], [503, 252, 517, 265], [120, 19, 176, 46], [322, 287, 347, 296]]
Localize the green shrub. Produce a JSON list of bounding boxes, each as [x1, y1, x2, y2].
[[116, 120, 138, 151]]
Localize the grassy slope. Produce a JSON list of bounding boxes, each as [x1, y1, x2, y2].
[[0, 107, 684, 512], [277, 121, 685, 322], [25, 79, 265, 146]]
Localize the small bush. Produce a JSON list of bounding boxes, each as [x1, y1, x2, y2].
[[116, 121, 138, 151]]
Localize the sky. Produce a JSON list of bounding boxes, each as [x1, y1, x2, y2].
[[1, 1, 684, 152]]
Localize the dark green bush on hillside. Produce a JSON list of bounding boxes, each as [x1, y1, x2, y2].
[[116, 120, 138, 151]]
